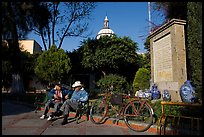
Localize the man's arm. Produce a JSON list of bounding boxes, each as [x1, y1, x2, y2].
[[63, 89, 73, 100], [79, 90, 88, 102], [48, 89, 56, 99]]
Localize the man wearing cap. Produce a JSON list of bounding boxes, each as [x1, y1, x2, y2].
[[59, 81, 88, 125], [40, 82, 73, 121]]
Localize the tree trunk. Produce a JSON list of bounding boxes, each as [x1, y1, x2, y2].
[[11, 73, 25, 94], [6, 2, 25, 95]]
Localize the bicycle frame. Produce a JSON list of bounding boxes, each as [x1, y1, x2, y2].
[[124, 98, 154, 116], [90, 92, 154, 132], [108, 95, 154, 119]]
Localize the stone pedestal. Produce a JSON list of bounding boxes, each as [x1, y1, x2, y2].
[[148, 19, 187, 102]]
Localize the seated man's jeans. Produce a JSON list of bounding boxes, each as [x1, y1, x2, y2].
[[60, 99, 78, 116], [43, 100, 62, 115]]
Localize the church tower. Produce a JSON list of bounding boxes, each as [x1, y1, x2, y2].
[[96, 16, 115, 39]]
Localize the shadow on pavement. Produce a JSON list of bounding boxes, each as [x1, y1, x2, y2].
[[2, 100, 35, 116]]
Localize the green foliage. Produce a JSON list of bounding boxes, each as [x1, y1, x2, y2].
[[2, 2, 50, 39], [187, 2, 202, 98], [96, 74, 128, 94], [144, 37, 150, 52], [149, 100, 183, 120], [137, 53, 150, 70], [80, 36, 138, 71], [20, 51, 39, 91], [2, 2, 51, 94], [133, 68, 150, 91], [34, 45, 72, 84], [2, 42, 12, 88], [153, 2, 187, 21], [2, 42, 38, 91], [149, 100, 202, 122], [87, 88, 101, 99], [79, 35, 139, 82], [21, 51, 36, 76]]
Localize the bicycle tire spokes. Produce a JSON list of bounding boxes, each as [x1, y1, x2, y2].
[[90, 98, 108, 124], [123, 100, 153, 132]]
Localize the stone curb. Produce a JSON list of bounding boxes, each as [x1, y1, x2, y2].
[[38, 107, 158, 134]]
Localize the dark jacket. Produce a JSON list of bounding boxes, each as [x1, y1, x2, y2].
[[48, 87, 73, 102]]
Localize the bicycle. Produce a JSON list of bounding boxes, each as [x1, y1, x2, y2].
[[89, 88, 154, 132]]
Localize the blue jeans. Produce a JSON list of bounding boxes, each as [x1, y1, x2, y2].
[[43, 100, 62, 116], [60, 99, 78, 116]]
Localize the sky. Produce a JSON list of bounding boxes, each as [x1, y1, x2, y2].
[[27, 2, 165, 53]]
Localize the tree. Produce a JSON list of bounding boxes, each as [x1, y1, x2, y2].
[[151, 2, 187, 31], [96, 74, 128, 94], [20, 51, 40, 91], [152, 2, 187, 21], [2, 41, 12, 91], [79, 35, 139, 82], [2, 40, 40, 92], [133, 68, 151, 91], [137, 53, 150, 71], [34, 45, 72, 85], [141, 38, 151, 70], [186, 2, 202, 98], [2, 2, 50, 94], [32, 2, 96, 50]]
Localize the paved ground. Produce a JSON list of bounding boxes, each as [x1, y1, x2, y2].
[[2, 100, 158, 135]]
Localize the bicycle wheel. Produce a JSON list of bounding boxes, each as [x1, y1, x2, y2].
[[90, 98, 108, 124], [123, 100, 153, 132]]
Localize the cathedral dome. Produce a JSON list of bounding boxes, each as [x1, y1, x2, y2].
[[96, 16, 115, 39]]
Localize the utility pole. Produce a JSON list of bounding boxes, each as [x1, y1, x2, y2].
[[148, 2, 151, 34]]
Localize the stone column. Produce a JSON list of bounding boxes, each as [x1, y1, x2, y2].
[[148, 19, 187, 102]]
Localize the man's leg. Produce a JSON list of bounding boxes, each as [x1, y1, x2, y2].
[[54, 99, 68, 117], [55, 102, 63, 116], [61, 100, 78, 125], [59, 100, 68, 112], [47, 101, 61, 120], [40, 100, 52, 119]]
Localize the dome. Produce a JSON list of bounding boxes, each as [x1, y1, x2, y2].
[[96, 28, 114, 39], [96, 16, 115, 39]]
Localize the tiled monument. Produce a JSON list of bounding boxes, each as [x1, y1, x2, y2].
[[148, 19, 187, 102]]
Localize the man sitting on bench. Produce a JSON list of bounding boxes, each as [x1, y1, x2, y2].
[[57, 81, 89, 125]]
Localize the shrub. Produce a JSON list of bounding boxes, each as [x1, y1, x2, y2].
[[149, 100, 201, 123], [133, 68, 150, 91], [96, 74, 128, 94], [34, 45, 71, 84]]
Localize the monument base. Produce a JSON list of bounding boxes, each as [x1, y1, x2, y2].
[[157, 81, 182, 102]]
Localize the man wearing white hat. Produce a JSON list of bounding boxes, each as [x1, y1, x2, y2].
[[58, 81, 88, 125]]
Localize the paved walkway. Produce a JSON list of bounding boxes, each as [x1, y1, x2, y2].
[[2, 100, 157, 135]]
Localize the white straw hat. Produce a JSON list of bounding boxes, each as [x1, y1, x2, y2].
[[72, 81, 82, 88]]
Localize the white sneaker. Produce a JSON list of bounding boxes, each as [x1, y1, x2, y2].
[[47, 115, 53, 121], [40, 115, 46, 119]]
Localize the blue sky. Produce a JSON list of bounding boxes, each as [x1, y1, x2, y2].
[[27, 2, 165, 53]]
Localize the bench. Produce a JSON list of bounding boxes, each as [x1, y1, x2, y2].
[[34, 92, 90, 124], [75, 100, 89, 124], [157, 101, 202, 135], [34, 92, 49, 113]]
